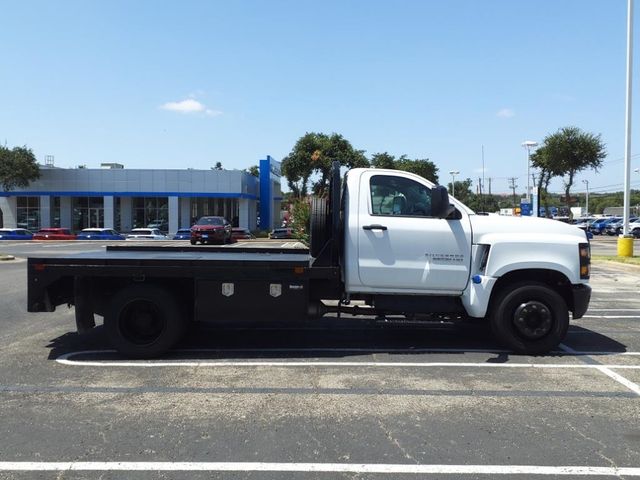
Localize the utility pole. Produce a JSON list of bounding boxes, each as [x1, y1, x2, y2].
[[508, 177, 518, 207], [487, 177, 492, 195], [582, 179, 589, 215]]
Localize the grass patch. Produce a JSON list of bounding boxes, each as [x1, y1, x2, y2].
[[592, 254, 640, 266]]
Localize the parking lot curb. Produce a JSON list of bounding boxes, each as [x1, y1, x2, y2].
[[592, 258, 640, 271]]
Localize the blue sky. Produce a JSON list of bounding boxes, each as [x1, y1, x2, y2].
[[1, 0, 638, 195]]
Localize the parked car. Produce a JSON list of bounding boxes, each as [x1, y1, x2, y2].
[[172, 228, 192, 240], [147, 220, 168, 234], [33, 228, 76, 240], [589, 217, 618, 235], [605, 217, 638, 236], [76, 228, 126, 240], [126, 228, 168, 240], [269, 227, 293, 239], [190, 216, 232, 245], [0, 228, 33, 240], [231, 228, 254, 241]]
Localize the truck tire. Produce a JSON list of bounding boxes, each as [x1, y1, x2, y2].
[[105, 284, 186, 358], [310, 196, 329, 257], [489, 282, 569, 355]]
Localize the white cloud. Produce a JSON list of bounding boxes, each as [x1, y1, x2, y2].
[[496, 108, 515, 118], [160, 98, 222, 116]]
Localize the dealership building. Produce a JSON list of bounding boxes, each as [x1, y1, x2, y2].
[[0, 156, 283, 233]]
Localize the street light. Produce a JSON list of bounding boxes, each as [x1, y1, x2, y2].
[[522, 141, 538, 203], [582, 179, 589, 215], [448, 170, 459, 197]]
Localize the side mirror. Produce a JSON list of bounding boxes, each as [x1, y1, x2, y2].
[[431, 186, 452, 218]]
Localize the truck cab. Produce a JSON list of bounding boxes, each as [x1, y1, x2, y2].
[[337, 167, 591, 354]]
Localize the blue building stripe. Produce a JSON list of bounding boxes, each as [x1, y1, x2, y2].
[[0, 191, 258, 200]]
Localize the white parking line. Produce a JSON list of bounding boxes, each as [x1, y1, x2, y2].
[[0, 461, 638, 475], [559, 344, 640, 396], [583, 315, 640, 319], [56, 347, 640, 364], [56, 357, 640, 370], [588, 308, 640, 312]]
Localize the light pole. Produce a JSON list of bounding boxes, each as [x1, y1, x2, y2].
[[522, 141, 538, 203], [448, 170, 459, 197], [621, 0, 634, 249], [582, 179, 589, 216]]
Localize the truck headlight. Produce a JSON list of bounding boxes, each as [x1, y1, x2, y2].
[[579, 243, 590, 279]]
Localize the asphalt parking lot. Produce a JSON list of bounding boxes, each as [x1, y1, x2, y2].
[[0, 239, 639, 479]]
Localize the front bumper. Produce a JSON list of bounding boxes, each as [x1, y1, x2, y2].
[[571, 284, 592, 319], [192, 230, 226, 241]]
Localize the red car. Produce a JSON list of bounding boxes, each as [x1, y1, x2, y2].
[[190, 216, 232, 245], [33, 228, 77, 240]]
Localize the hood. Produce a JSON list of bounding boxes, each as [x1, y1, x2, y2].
[[470, 214, 589, 244]]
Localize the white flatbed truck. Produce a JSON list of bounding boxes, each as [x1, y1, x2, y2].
[[27, 162, 591, 357]]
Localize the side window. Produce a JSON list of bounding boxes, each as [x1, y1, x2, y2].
[[370, 175, 432, 217]]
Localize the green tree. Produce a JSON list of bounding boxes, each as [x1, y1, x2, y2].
[[535, 127, 606, 217], [446, 178, 473, 204], [370, 152, 439, 183], [370, 152, 396, 169], [245, 165, 259, 177], [0, 145, 40, 191], [214, 162, 223, 170], [281, 132, 369, 197]]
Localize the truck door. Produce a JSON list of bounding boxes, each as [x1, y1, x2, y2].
[[357, 172, 472, 293]]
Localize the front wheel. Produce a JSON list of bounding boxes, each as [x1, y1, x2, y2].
[[105, 284, 186, 358], [489, 282, 569, 355]]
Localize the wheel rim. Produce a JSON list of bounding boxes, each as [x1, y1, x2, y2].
[[512, 301, 553, 340], [118, 299, 166, 345]]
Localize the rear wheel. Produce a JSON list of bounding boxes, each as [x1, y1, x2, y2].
[[105, 284, 186, 358], [190, 239, 196, 245], [489, 282, 569, 354]]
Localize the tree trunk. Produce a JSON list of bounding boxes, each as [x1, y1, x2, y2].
[[565, 171, 574, 220]]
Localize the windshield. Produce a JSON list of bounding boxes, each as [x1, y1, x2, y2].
[[197, 217, 224, 226]]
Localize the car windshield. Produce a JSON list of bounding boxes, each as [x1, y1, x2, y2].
[[197, 217, 224, 226]]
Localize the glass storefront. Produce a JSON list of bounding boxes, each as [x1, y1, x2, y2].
[[16, 197, 40, 231], [73, 197, 104, 231], [132, 197, 168, 230], [52, 197, 61, 227], [190, 198, 239, 226]]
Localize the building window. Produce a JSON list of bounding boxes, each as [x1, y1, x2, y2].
[[114, 197, 121, 232], [73, 197, 104, 231], [52, 197, 61, 228], [190, 198, 238, 225], [132, 197, 168, 230], [16, 196, 40, 231]]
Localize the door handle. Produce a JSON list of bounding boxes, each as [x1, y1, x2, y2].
[[362, 224, 388, 231]]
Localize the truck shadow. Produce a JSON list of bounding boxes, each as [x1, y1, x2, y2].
[[45, 321, 629, 361]]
